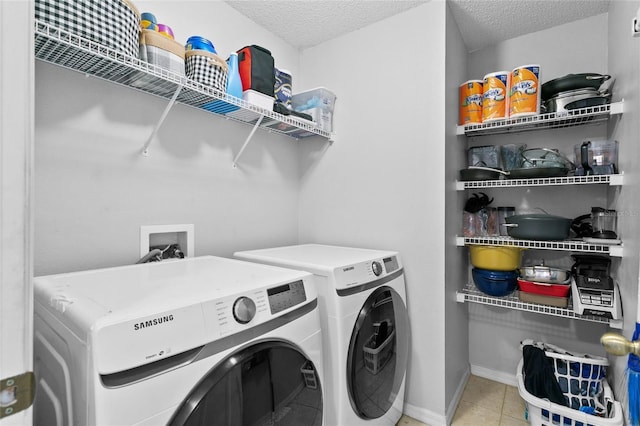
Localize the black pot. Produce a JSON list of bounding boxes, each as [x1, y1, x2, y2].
[[541, 73, 611, 101], [542, 89, 611, 113], [508, 167, 570, 179], [504, 214, 572, 241], [564, 95, 610, 110], [459, 166, 508, 181]]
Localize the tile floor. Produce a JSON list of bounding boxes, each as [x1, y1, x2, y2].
[[396, 375, 528, 426]]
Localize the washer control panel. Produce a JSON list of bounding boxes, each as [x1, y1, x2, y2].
[[233, 296, 257, 324], [383, 256, 399, 273], [267, 280, 306, 314], [205, 278, 310, 337], [371, 261, 383, 276]]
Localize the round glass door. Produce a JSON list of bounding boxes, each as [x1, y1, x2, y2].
[[169, 341, 322, 426], [346, 285, 409, 419]]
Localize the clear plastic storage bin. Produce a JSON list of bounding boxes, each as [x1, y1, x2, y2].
[[292, 87, 336, 132], [468, 145, 500, 168]]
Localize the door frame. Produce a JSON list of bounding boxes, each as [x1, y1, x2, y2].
[[0, 1, 34, 424]]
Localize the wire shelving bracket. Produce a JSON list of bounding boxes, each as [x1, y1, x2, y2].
[[233, 115, 265, 168], [142, 84, 183, 156]]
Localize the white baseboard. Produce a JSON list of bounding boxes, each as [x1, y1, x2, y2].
[[445, 368, 470, 423], [402, 367, 471, 426], [470, 364, 517, 387], [402, 401, 448, 426]]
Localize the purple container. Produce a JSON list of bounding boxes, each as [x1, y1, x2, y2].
[[156, 23, 174, 39]]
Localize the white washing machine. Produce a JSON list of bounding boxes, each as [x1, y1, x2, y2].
[[33, 255, 324, 426], [235, 244, 409, 426]]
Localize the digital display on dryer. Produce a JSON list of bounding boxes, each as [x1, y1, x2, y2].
[[383, 256, 399, 273], [267, 280, 306, 314]]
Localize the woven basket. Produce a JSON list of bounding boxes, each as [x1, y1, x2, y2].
[[139, 29, 185, 76], [35, 0, 140, 57], [185, 50, 228, 93]]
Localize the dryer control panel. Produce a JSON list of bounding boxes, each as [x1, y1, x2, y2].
[[334, 255, 402, 289]]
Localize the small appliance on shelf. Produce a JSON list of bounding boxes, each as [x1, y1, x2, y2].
[[574, 140, 618, 176], [570, 255, 622, 320], [572, 207, 621, 245]]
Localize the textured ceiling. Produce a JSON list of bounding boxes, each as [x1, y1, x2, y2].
[[224, 0, 426, 50], [449, 0, 610, 52], [224, 0, 611, 52]]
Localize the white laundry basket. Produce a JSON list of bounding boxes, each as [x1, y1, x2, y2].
[[516, 359, 623, 426]]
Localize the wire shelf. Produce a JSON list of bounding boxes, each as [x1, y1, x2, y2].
[[33, 20, 331, 140], [457, 174, 623, 190], [456, 102, 622, 137], [456, 284, 622, 328], [457, 236, 623, 257]]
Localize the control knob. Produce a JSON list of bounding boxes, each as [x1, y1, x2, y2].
[[233, 296, 257, 324], [372, 261, 383, 276]]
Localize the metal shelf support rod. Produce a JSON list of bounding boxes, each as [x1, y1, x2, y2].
[[233, 114, 265, 168], [141, 84, 183, 156]]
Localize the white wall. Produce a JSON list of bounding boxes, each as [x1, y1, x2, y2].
[[297, 2, 450, 423], [444, 1, 471, 420], [1, 2, 34, 425], [606, 0, 640, 412], [468, 14, 608, 84], [34, 1, 303, 275]]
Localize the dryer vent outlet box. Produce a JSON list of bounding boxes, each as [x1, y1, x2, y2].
[[140, 224, 194, 258]]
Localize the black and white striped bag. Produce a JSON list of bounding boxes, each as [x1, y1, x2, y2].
[[35, 0, 141, 57], [185, 50, 228, 93]]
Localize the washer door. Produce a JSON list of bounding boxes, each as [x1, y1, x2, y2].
[[347, 285, 409, 419], [168, 341, 322, 426]]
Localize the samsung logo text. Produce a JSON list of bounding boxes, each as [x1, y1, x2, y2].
[[134, 315, 174, 331]]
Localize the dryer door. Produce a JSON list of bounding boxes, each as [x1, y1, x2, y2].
[[346, 285, 409, 419], [168, 341, 322, 426]]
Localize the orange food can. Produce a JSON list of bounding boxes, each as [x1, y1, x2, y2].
[[482, 71, 509, 122], [509, 64, 540, 118], [459, 80, 483, 125]]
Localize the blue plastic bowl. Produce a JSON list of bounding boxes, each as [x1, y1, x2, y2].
[[472, 268, 518, 297], [185, 36, 216, 54]]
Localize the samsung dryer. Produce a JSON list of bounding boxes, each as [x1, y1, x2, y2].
[[33, 255, 324, 426], [235, 244, 409, 426]]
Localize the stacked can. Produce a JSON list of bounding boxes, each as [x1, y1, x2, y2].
[[459, 80, 483, 125], [509, 64, 540, 118], [482, 71, 509, 122]]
